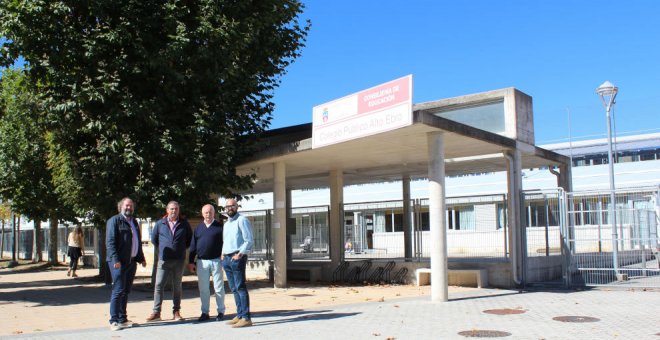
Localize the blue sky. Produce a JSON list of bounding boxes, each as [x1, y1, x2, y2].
[[270, 1, 660, 144]]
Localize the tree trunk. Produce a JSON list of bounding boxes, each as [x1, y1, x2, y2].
[[1, 219, 5, 259], [98, 224, 111, 284], [48, 218, 59, 264], [16, 215, 21, 260], [11, 213, 17, 262], [32, 220, 43, 262]]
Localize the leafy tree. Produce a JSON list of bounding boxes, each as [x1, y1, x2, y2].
[[0, 68, 74, 263], [1, 1, 308, 216], [2, 1, 308, 276]]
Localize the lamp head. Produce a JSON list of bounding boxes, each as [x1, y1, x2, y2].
[[596, 80, 618, 110]]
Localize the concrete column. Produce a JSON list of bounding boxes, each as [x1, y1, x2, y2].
[[402, 175, 413, 260], [558, 163, 573, 192], [505, 150, 524, 286], [427, 132, 448, 302], [286, 189, 293, 264], [273, 161, 287, 288], [329, 169, 344, 269]]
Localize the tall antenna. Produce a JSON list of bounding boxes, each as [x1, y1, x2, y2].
[[567, 107, 574, 170]]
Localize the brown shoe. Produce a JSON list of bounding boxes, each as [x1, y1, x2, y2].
[[173, 311, 183, 321], [146, 312, 161, 322], [231, 319, 252, 328], [225, 317, 240, 325]]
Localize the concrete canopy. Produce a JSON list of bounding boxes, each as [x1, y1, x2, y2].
[[236, 109, 569, 193], [231, 87, 571, 299]]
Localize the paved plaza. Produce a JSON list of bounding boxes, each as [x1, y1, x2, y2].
[[1, 265, 659, 340]]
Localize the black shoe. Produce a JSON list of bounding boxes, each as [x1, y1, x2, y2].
[[215, 313, 224, 321], [198, 313, 210, 322]]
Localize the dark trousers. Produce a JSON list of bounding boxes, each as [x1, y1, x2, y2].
[[68, 247, 82, 270], [222, 255, 250, 320], [108, 260, 137, 324]]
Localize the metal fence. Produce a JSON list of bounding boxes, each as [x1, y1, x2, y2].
[[240, 195, 511, 263], [563, 187, 660, 288], [523, 190, 563, 257], [1, 225, 96, 261], [343, 195, 509, 261], [241, 206, 330, 261], [3, 187, 657, 289], [522, 187, 660, 288]]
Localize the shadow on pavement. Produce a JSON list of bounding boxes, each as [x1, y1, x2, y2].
[[120, 308, 359, 330], [253, 310, 361, 326]]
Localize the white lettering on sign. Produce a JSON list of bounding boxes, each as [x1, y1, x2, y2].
[[312, 75, 413, 148]]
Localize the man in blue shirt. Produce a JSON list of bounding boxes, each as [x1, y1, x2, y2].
[[188, 204, 225, 322], [106, 197, 146, 331], [221, 198, 254, 328], [146, 201, 192, 322]]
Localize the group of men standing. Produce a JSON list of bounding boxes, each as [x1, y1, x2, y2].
[[105, 197, 254, 331]]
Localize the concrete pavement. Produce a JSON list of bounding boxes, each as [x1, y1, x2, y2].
[[4, 282, 659, 339]]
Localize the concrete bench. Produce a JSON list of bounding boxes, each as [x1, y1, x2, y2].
[[287, 266, 323, 282], [415, 268, 488, 288]]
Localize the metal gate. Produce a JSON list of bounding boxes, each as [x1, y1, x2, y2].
[[563, 187, 660, 288]]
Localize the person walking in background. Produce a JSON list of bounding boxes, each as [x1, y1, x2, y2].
[[66, 226, 85, 277], [106, 197, 147, 331], [147, 201, 192, 322], [188, 204, 226, 322], [221, 198, 254, 328]]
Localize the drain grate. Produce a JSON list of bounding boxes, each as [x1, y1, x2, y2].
[[458, 330, 512, 338], [288, 294, 314, 297], [483, 308, 526, 315], [553, 316, 600, 323]]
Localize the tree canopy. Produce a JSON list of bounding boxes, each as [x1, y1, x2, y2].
[[0, 1, 309, 219], [0, 68, 71, 223]]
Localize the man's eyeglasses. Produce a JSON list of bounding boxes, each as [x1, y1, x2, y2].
[[224, 205, 237, 209]]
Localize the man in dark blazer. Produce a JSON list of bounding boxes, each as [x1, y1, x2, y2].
[[106, 197, 147, 331]]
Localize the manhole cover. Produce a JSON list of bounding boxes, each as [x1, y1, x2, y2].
[[483, 308, 526, 315], [458, 330, 512, 338], [553, 316, 600, 323]]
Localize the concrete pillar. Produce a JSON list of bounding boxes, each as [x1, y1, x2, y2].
[[558, 163, 573, 192], [505, 150, 524, 286], [427, 132, 448, 302], [402, 175, 413, 260], [273, 161, 287, 288], [286, 189, 293, 264], [329, 169, 344, 269]]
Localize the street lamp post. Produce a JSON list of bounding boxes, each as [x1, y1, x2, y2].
[[596, 80, 620, 278]]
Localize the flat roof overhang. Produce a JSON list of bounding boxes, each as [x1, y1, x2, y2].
[[236, 110, 569, 193]]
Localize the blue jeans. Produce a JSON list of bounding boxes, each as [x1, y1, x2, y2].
[[222, 255, 250, 320], [153, 259, 185, 312], [108, 260, 137, 324], [196, 258, 225, 314]]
